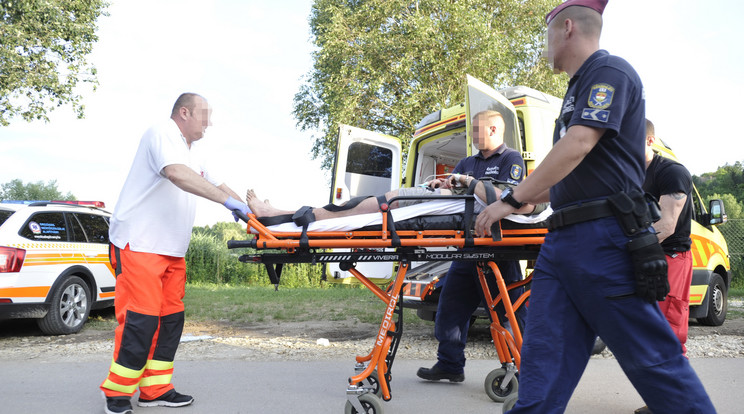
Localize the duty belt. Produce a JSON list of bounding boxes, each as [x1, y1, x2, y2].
[[547, 199, 614, 231]]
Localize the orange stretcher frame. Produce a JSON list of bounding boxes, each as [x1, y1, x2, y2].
[[228, 201, 546, 410]]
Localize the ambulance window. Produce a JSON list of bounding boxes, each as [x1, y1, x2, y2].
[[74, 213, 109, 244], [0, 210, 12, 227], [690, 190, 703, 223], [19, 212, 68, 241], [68, 214, 87, 243], [346, 142, 393, 178], [517, 113, 527, 152]]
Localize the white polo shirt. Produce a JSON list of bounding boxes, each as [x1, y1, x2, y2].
[[110, 119, 221, 257]]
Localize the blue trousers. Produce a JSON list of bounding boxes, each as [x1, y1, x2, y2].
[[434, 259, 522, 373], [508, 217, 715, 414]]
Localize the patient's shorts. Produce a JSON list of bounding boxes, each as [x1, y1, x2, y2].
[[396, 187, 439, 207]]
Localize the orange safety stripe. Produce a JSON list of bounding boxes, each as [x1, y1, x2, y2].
[[690, 234, 727, 269], [413, 114, 466, 138], [0, 286, 51, 298]]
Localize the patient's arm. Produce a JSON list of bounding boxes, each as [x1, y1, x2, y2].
[[453, 175, 536, 214]]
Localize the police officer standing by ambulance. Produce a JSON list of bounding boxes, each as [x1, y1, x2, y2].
[[475, 1, 715, 412]]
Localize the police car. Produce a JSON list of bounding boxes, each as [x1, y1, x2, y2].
[[0, 200, 116, 335]]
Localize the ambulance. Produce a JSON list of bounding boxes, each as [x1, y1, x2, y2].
[[328, 75, 731, 326], [0, 200, 116, 334]]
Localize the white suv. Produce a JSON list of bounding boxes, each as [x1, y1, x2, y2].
[[0, 201, 116, 334]]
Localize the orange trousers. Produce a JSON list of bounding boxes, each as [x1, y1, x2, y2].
[[100, 244, 186, 399]]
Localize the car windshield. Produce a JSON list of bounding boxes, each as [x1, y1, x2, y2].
[[0, 209, 13, 227]]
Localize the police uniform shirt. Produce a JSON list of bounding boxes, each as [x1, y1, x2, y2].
[[452, 143, 525, 185], [643, 154, 693, 252], [551, 50, 646, 209]]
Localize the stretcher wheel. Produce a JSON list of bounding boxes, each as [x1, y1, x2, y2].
[[358, 369, 381, 397], [344, 393, 383, 414], [502, 393, 518, 413], [485, 368, 518, 402]]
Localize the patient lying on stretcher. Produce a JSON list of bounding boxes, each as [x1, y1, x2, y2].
[[245, 176, 549, 233], [244, 110, 549, 232]]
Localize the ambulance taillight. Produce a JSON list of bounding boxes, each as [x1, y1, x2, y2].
[[0, 246, 26, 273]]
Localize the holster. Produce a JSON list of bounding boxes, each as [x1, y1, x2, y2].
[[606, 191, 655, 236]]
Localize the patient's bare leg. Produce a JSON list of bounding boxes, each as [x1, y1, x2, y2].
[[245, 188, 403, 221]]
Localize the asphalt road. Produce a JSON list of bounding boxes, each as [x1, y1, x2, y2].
[[2, 357, 741, 413]]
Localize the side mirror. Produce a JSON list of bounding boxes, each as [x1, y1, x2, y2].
[[709, 199, 727, 225]]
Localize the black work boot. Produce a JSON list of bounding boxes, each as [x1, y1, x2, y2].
[[416, 365, 465, 382]]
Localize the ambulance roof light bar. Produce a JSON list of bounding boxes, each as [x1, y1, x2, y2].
[[0, 200, 106, 208]]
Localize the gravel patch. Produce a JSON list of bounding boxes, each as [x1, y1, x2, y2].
[[3, 321, 743, 363]]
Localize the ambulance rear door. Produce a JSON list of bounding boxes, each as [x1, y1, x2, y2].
[[329, 124, 402, 206], [327, 124, 402, 283]]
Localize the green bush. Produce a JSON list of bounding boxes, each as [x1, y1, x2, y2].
[[185, 226, 326, 287]]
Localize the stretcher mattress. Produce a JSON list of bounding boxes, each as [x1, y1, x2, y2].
[[257, 199, 552, 233]]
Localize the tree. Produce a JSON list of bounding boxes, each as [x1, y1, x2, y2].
[[0, 0, 109, 126], [694, 162, 744, 205], [0, 179, 75, 201], [294, 0, 565, 170]]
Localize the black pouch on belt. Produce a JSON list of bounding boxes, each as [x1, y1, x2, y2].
[[607, 191, 653, 236], [627, 232, 669, 303]]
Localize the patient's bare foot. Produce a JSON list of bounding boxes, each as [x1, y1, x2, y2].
[[246, 189, 293, 217]]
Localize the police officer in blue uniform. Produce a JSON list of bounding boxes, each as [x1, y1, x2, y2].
[[475, 1, 716, 412], [417, 110, 527, 382]]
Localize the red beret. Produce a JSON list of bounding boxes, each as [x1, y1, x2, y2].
[[545, 0, 608, 25]]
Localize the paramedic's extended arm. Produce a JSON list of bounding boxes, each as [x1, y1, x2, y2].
[[474, 125, 604, 236], [162, 164, 248, 215], [655, 192, 687, 242]]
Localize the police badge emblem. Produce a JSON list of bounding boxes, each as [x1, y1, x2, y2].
[[510, 164, 523, 180], [588, 84, 614, 109]]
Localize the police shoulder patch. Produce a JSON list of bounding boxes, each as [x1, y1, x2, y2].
[[510, 164, 523, 180], [588, 83, 615, 109], [581, 108, 610, 123]]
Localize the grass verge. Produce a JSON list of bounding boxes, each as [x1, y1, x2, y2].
[[86, 284, 744, 332], [182, 283, 435, 328]]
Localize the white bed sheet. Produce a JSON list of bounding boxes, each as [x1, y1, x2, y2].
[[257, 200, 552, 233]]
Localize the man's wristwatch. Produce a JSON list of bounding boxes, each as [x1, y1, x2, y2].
[[500, 187, 524, 209]]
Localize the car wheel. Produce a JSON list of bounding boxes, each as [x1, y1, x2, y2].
[[697, 273, 727, 326], [37, 275, 91, 335]]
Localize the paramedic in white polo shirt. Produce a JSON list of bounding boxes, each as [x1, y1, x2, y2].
[[100, 93, 250, 414]]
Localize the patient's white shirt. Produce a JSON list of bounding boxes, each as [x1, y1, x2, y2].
[[110, 119, 221, 257]]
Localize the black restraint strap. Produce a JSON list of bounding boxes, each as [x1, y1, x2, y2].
[[292, 206, 315, 248], [377, 195, 400, 247], [461, 180, 484, 247], [257, 214, 293, 227], [257, 197, 373, 227], [468, 179, 503, 241], [321, 196, 372, 212]]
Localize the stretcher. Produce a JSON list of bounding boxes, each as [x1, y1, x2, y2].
[[227, 194, 548, 413]]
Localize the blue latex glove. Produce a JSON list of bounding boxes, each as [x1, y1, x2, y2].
[[224, 196, 252, 222]]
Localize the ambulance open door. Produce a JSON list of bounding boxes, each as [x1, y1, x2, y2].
[[465, 75, 521, 154], [327, 124, 402, 283]]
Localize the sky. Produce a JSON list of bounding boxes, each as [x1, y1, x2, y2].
[[1, 0, 743, 226]]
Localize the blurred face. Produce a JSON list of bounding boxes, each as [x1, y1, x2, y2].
[[542, 21, 564, 74], [183, 97, 212, 143], [472, 116, 500, 151]]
